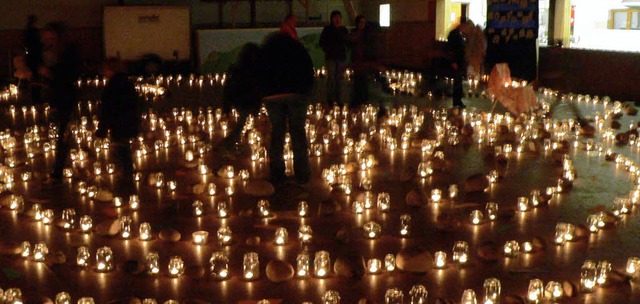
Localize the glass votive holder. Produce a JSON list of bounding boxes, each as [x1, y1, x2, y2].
[[77, 246, 90, 267], [544, 281, 563, 301], [55, 292, 72, 304], [209, 251, 229, 280], [377, 192, 390, 212], [430, 188, 442, 203], [522, 241, 533, 253], [530, 189, 541, 207], [113, 196, 123, 208], [400, 214, 411, 236], [129, 195, 140, 211], [460, 289, 477, 304], [448, 184, 459, 199], [139, 222, 152, 241], [597, 260, 611, 285], [587, 214, 599, 233], [43, 209, 54, 225], [517, 196, 530, 212], [298, 201, 309, 217], [385, 288, 404, 304], [314, 251, 330, 278], [77, 298, 95, 304], [321, 290, 340, 304], [96, 246, 114, 272], [434, 251, 447, 268], [408, 284, 428, 304], [296, 252, 311, 278], [274, 227, 288, 245], [363, 221, 382, 239], [31, 204, 42, 221], [504, 240, 520, 258], [239, 169, 250, 181], [168, 256, 185, 277], [485, 202, 498, 221], [167, 180, 177, 191], [581, 260, 597, 292], [527, 279, 544, 303], [470, 210, 483, 225], [626, 257, 640, 277], [483, 277, 501, 304], [119, 216, 132, 239], [146, 252, 160, 275], [367, 258, 382, 274], [20, 241, 30, 258], [61, 208, 76, 230], [257, 199, 271, 217], [225, 165, 235, 179], [243, 252, 260, 280], [298, 224, 313, 243], [225, 186, 234, 196], [385, 254, 396, 271], [192, 231, 209, 245], [33, 242, 48, 262], [205, 182, 216, 196], [217, 225, 233, 245], [193, 200, 204, 217], [216, 200, 229, 218], [452, 241, 469, 265], [9, 194, 24, 212], [352, 200, 364, 214]]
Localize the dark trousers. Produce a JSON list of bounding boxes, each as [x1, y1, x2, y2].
[[52, 111, 72, 179], [352, 72, 369, 109], [112, 141, 135, 196], [326, 60, 346, 106], [265, 94, 310, 184], [452, 70, 465, 107]]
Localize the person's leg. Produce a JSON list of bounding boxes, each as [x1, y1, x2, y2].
[[452, 71, 465, 108], [287, 96, 310, 184], [352, 72, 368, 109], [265, 102, 287, 184], [52, 113, 71, 179], [334, 61, 346, 107], [221, 110, 249, 150], [113, 141, 135, 196], [326, 60, 338, 106]]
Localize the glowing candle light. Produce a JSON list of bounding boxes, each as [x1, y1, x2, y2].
[[544, 281, 563, 301], [596, 260, 611, 285], [225, 186, 234, 196], [193, 200, 204, 217], [297, 201, 309, 217], [431, 189, 442, 203], [113, 196, 123, 208], [129, 195, 140, 211], [296, 252, 311, 278], [119, 216, 132, 239], [77, 246, 90, 267], [367, 258, 382, 274], [504, 240, 520, 258], [452, 241, 469, 265], [377, 192, 390, 212], [274, 227, 288, 245], [20, 241, 30, 258], [485, 202, 498, 221], [434, 251, 447, 268], [460, 289, 477, 304], [527, 279, 543, 303], [626, 257, 640, 277], [217, 201, 229, 218], [257, 199, 271, 217], [409, 285, 428, 304], [55, 292, 72, 304], [139, 222, 152, 241], [314, 251, 330, 277], [449, 184, 459, 199], [470, 210, 483, 225], [352, 200, 364, 214], [217, 225, 233, 245], [581, 260, 597, 292], [385, 288, 404, 304], [210, 251, 230, 280], [321, 290, 340, 304], [243, 252, 260, 280], [207, 183, 217, 196], [517, 197, 530, 212], [146, 252, 160, 275], [385, 254, 396, 271], [363, 221, 382, 239], [96, 246, 114, 272], [168, 256, 185, 277], [587, 214, 599, 233], [42, 209, 54, 225], [61, 208, 76, 230], [522, 241, 533, 253], [192, 231, 209, 245], [483, 278, 500, 304]]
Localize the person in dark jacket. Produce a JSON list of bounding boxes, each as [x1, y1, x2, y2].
[[319, 10, 349, 106], [95, 58, 141, 196], [446, 17, 471, 108], [221, 42, 262, 152], [24, 15, 43, 104], [349, 15, 369, 109], [259, 32, 314, 185], [40, 22, 81, 183]]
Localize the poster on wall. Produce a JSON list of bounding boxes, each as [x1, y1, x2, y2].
[[486, 0, 538, 44]]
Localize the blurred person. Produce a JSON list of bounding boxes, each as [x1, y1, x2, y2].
[[221, 43, 262, 155], [23, 14, 43, 103], [40, 22, 81, 184], [280, 14, 298, 41], [446, 17, 472, 109], [465, 22, 487, 79], [349, 15, 368, 109], [95, 58, 141, 196], [259, 32, 314, 186], [319, 10, 348, 106]]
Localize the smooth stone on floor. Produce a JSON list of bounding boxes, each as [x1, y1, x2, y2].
[[265, 259, 294, 283], [159, 229, 181, 242], [395, 247, 434, 273], [244, 179, 275, 197], [333, 255, 366, 278]]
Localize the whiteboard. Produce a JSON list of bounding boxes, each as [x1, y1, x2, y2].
[[104, 6, 190, 61]]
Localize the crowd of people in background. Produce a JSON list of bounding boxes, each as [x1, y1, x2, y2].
[[14, 11, 486, 197]]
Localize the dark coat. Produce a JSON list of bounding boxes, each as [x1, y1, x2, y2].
[[96, 73, 141, 141], [319, 25, 349, 62], [48, 45, 80, 113], [223, 62, 262, 114], [447, 27, 467, 68], [258, 33, 314, 97]]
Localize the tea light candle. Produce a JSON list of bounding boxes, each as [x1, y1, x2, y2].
[[274, 227, 288, 245], [225, 165, 235, 179], [581, 260, 597, 292], [96, 246, 114, 272], [460, 289, 476, 304], [408, 285, 428, 303], [168, 256, 185, 277], [20, 241, 30, 258], [119, 216, 132, 238], [377, 192, 390, 212], [193, 200, 204, 217], [503, 240, 520, 258], [470, 210, 483, 225], [113, 196, 123, 208], [32, 204, 42, 222], [314, 251, 330, 277], [449, 184, 459, 199], [483, 277, 501, 304], [243, 252, 260, 280], [139, 222, 152, 240], [400, 214, 411, 236], [367, 258, 382, 274], [9, 194, 24, 212], [544, 281, 563, 301], [192, 231, 209, 245], [167, 180, 177, 191], [217, 201, 229, 218], [297, 201, 309, 217], [77, 246, 90, 267], [527, 279, 543, 302], [385, 288, 404, 304], [522, 241, 533, 253], [239, 169, 250, 181], [210, 251, 230, 280], [431, 189, 442, 203], [129, 195, 140, 211], [626, 257, 640, 277], [217, 225, 233, 245], [296, 252, 311, 278], [321, 290, 340, 304], [530, 190, 541, 207], [485, 202, 498, 221], [597, 260, 611, 285], [352, 200, 364, 214], [434, 251, 447, 268], [61, 208, 76, 230], [587, 214, 599, 233], [257, 199, 271, 217], [517, 197, 530, 212], [363, 221, 382, 239], [42, 209, 54, 225], [55, 292, 72, 304], [384, 254, 396, 271], [452, 241, 469, 265], [146, 252, 160, 275]]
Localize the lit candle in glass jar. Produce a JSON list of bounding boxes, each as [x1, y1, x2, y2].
[[352, 200, 364, 214], [322, 290, 340, 304], [192, 231, 209, 245], [225, 165, 235, 179], [587, 214, 599, 233], [20, 241, 30, 258], [55, 292, 72, 304], [31, 204, 42, 221], [77, 246, 90, 267], [527, 279, 543, 302], [385, 288, 404, 304], [544, 281, 563, 301], [217, 225, 233, 245], [431, 189, 442, 203], [485, 202, 498, 221], [33, 242, 48, 262], [210, 251, 230, 280], [452, 241, 469, 265], [597, 260, 611, 285], [367, 258, 382, 274], [61, 208, 76, 230], [296, 252, 310, 278], [460, 289, 476, 304], [517, 197, 530, 212], [129, 195, 140, 211], [96, 246, 114, 272], [377, 192, 390, 212], [168, 256, 185, 277], [470, 210, 483, 225], [113, 196, 123, 208], [274, 227, 288, 245], [435, 251, 447, 268], [239, 169, 250, 181], [504, 240, 520, 258], [207, 182, 217, 196], [146, 252, 160, 275], [449, 184, 459, 199], [400, 214, 411, 236], [385, 254, 396, 271], [42, 209, 54, 225], [314, 251, 330, 278], [581, 260, 597, 292], [243, 252, 260, 280], [298, 201, 308, 217], [626, 257, 640, 277], [483, 277, 500, 304], [522, 241, 533, 253], [363, 221, 382, 239], [139, 222, 152, 241], [257, 199, 271, 217], [119, 216, 132, 239], [9, 194, 24, 212], [167, 180, 177, 191], [217, 201, 229, 218]]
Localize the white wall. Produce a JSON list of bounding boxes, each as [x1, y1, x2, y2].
[[0, 0, 118, 30], [571, 0, 640, 51]]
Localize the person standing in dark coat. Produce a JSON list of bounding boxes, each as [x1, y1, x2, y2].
[[319, 10, 349, 106], [40, 22, 81, 183], [259, 32, 314, 186], [24, 15, 43, 104], [447, 17, 471, 108], [95, 58, 141, 196]]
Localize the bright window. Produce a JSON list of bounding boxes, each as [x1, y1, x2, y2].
[[380, 4, 391, 27]]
